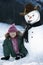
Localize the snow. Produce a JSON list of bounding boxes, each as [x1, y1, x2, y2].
[[0, 22, 43, 65]]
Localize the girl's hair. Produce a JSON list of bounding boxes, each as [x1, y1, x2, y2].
[[5, 33, 10, 38], [5, 31, 23, 38]]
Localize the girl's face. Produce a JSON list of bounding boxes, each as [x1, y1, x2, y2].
[[9, 32, 17, 38]]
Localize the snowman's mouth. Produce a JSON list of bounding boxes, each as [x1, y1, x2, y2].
[[28, 20, 32, 23], [28, 20, 32, 22], [30, 20, 32, 21]]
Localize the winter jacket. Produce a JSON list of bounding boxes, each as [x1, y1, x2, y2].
[[3, 35, 28, 57]]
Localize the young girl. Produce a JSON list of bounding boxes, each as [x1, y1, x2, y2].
[[1, 24, 28, 60]]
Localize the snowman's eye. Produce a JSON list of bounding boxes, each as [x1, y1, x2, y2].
[[27, 15, 29, 17], [32, 15, 34, 16]]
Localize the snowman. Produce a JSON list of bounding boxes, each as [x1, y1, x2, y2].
[[20, 3, 43, 56]]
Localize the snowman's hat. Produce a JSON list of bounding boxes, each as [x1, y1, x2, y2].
[[20, 3, 40, 16]]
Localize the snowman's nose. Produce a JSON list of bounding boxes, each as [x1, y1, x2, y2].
[[29, 16, 32, 19]]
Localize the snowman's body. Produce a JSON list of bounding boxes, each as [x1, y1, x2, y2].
[[24, 10, 43, 55], [29, 25, 43, 54]]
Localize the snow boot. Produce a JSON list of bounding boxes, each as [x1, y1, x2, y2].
[[20, 53, 26, 58], [15, 54, 20, 60], [1, 56, 10, 60]]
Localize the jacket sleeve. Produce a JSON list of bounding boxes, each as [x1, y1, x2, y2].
[[3, 39, 8, 46]]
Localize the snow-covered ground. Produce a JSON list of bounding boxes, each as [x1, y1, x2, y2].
[[0, 22, 43, 65]]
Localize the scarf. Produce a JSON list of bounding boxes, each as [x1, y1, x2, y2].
[[11, 36, 19, 54]]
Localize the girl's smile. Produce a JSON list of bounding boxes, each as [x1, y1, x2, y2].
[[9, 32, 17, 38]]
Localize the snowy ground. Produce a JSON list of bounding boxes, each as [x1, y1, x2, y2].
[[0, 23, 43, 65]]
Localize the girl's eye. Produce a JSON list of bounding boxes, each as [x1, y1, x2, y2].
[[32, 15, 34, 16]]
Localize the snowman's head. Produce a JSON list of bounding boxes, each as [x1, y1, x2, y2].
[[24, 10, 40, 24], [20, 3, 40, 24], [23, 3, 40, 24]]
